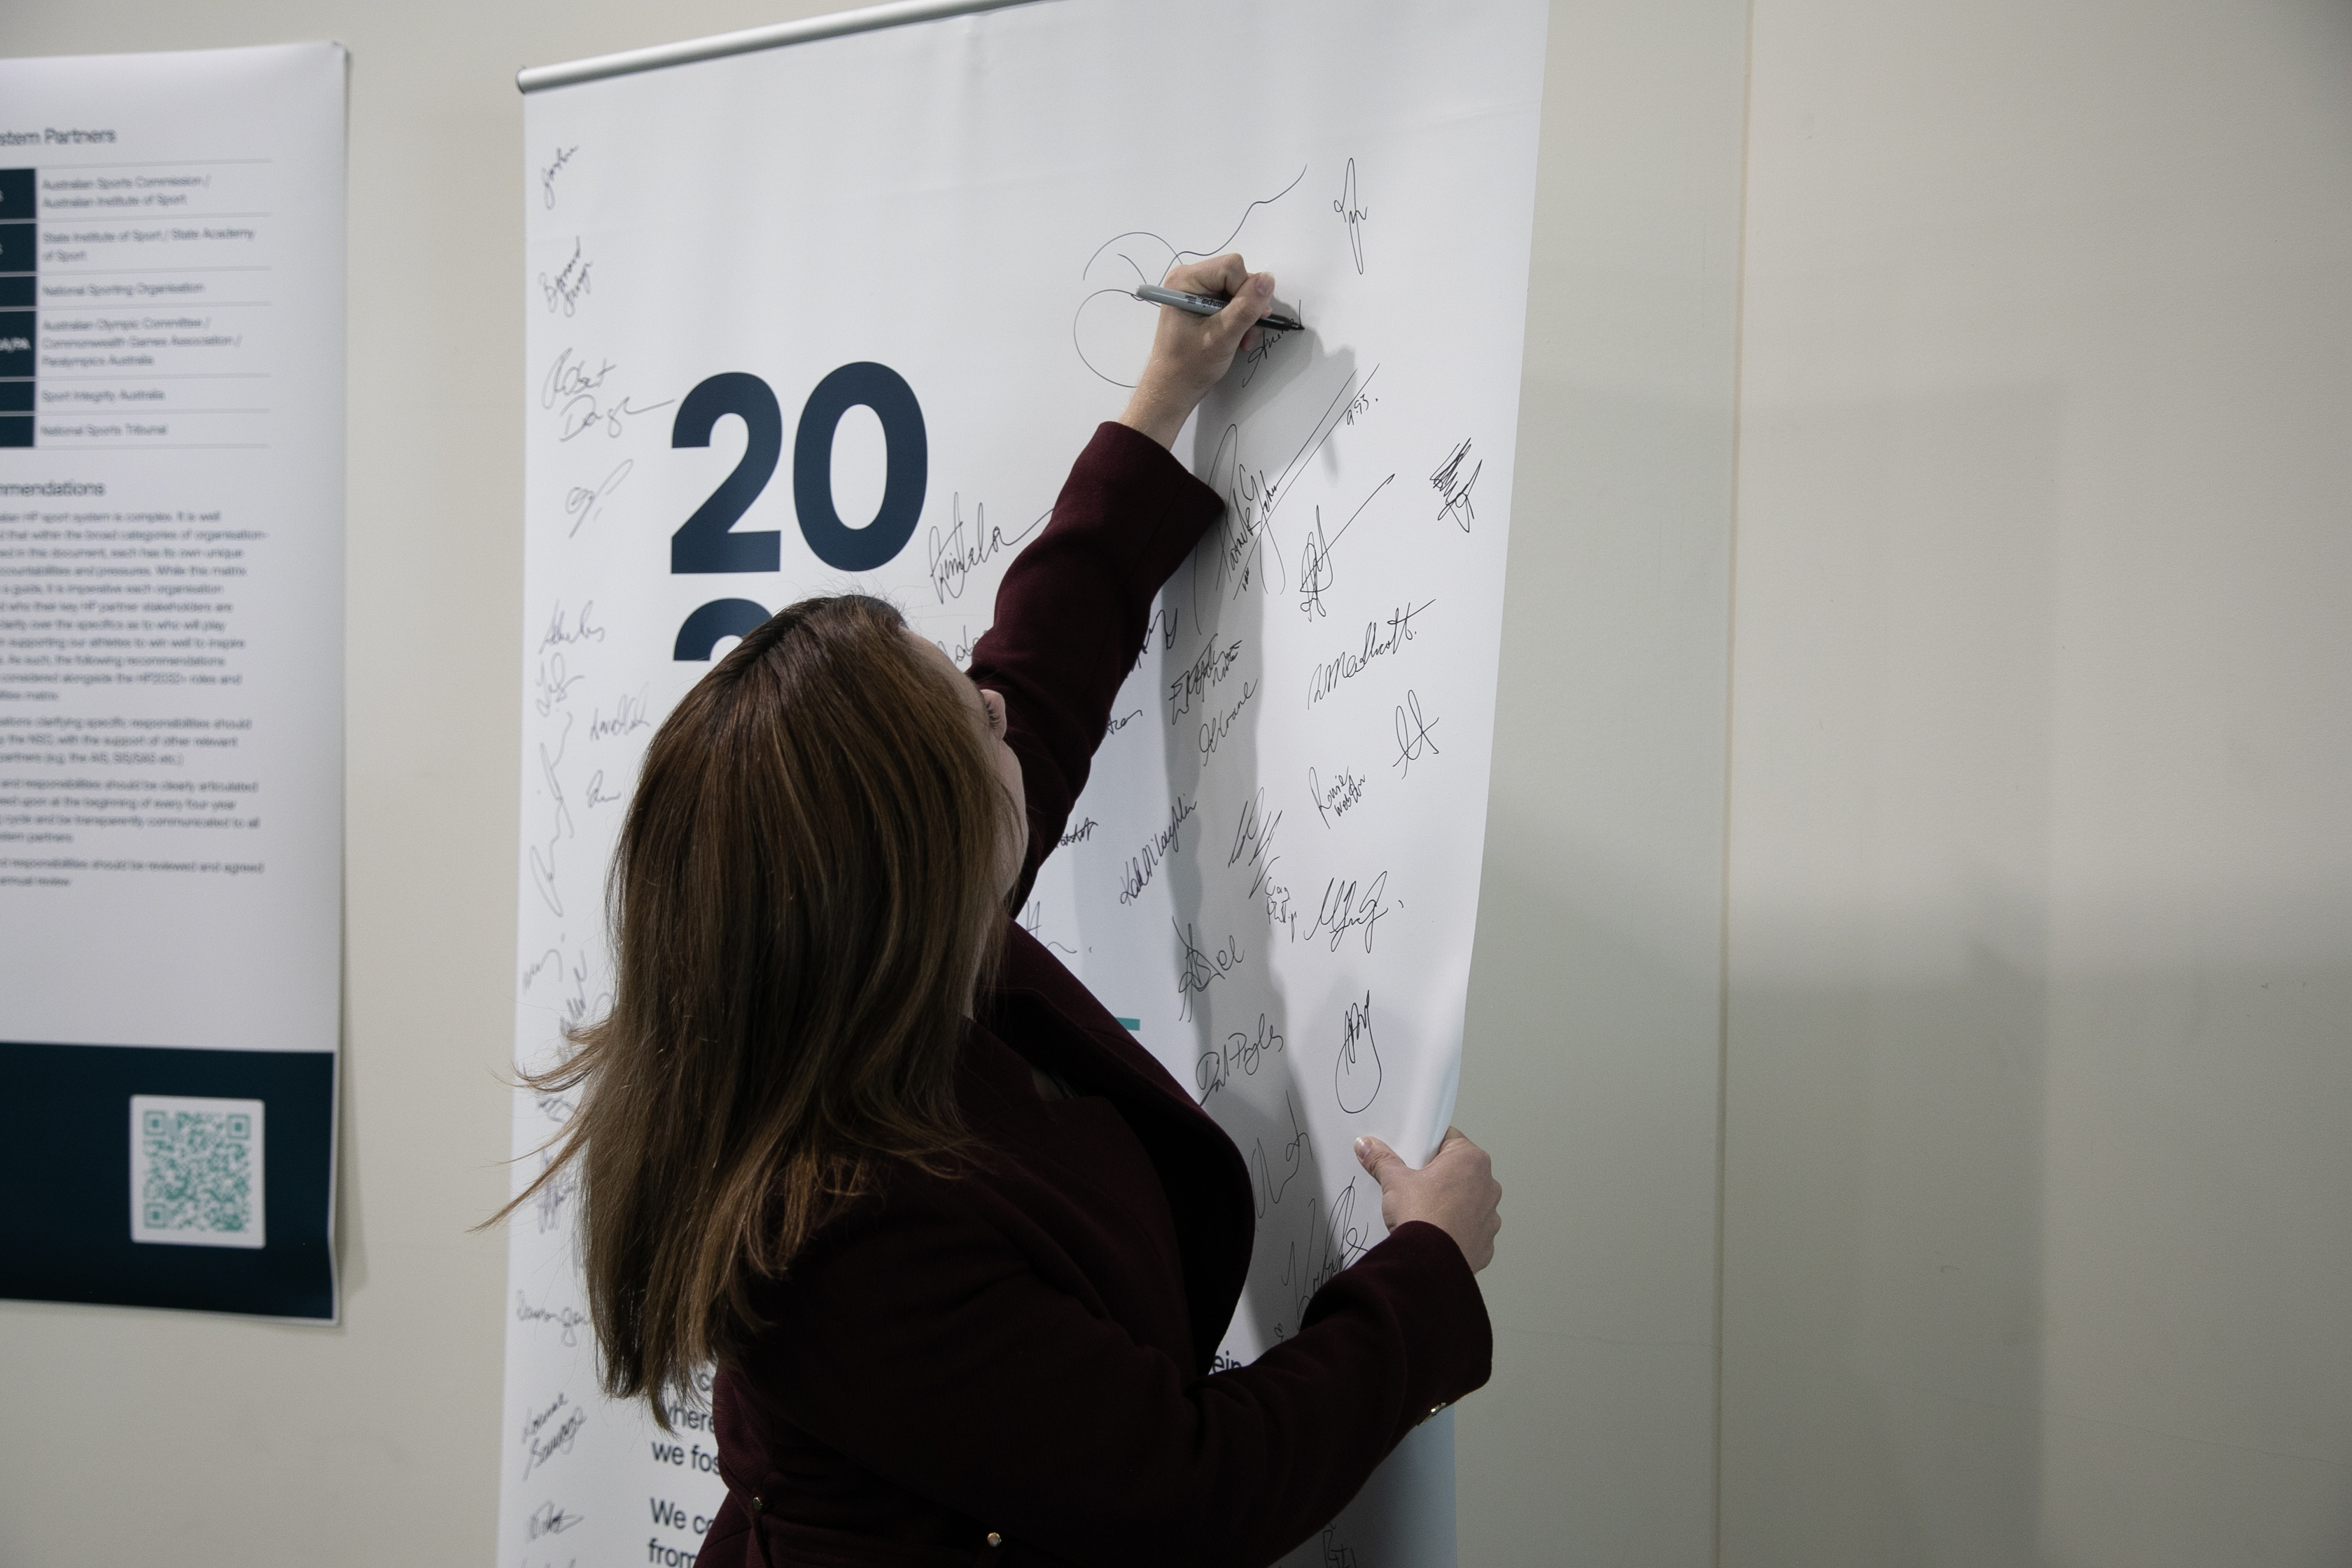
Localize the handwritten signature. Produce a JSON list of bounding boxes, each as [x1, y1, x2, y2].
[[539, 238, 592, 317], [526, 1499, 584, 1539], [1198, 1013, 1287, 1105], [1198, 678, 1257, 760], [540, 347, 672, 442], [527, 712, 573, 917], [1227, 788, 1282, 900], [1020, 899, 1078, 956], [514, 1292, 589, 1348], [1118, 793, 1196, 905], [1168, 634, 1247, 725], [532, 652, 584, 718], [587, 687, 652, 743], [1334, 158, 1369, 273], [1296, 472, 1395, 621], [1392, 689, 1441, 776], [1245, 1090, 1310, 1215], [519, 1393, 584, 1478], [540, 144, 576, 210], [1306, 598, 1434, 706], [1336, 991, 1383, 1114], [1432, 438, 1480, 532], [564, 459, 631, 539], [1280, 1180, 1371, 1334], [539, 598, 606, 652], [1307, 870, 1398, 953], [1173, 920, 1244, 1021], [1309, 764, 1365, 827], [926, 494, 1046, 604]]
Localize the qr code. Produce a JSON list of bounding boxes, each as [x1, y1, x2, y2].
[[130, 1095, 266, 1249]]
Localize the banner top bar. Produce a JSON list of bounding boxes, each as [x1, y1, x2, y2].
[[517, 0, 1041, 93]]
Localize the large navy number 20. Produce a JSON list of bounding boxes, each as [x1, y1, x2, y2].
[[669, 364, 927, 660]]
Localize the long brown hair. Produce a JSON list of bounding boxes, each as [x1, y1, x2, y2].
[[493, 594, 1012, 1423]]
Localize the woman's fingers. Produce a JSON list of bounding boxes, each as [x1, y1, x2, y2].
[[1165, 251, 1250, 298], [1115, 253, 1275, 447], [1208, 272, 1274, 348]]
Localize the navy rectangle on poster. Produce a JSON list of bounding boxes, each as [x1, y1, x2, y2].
[[0, 1041, 336, 1321]]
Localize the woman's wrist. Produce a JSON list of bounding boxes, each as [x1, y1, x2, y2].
[[1115, 376, 1194, 450]]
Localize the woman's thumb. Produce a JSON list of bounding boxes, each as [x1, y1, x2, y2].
[[1354, 1135, 1406, 1186], [1211, 272, 1274, 341]]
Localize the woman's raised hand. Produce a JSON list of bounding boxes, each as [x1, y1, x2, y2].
[[1354, 1127, 1504, 1273], [1116, 253, 1275, 449]]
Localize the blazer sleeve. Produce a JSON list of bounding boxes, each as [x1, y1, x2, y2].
[[740, 1182, 1491, 1568], [967, 421, 1224, 905]]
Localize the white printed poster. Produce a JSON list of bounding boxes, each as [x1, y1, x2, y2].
[[504, 1, 1545, 1560], [0, 43, 346, 1321]]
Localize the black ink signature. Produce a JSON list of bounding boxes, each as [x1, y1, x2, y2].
[[587, 687, 652, 743], [1118, 793, 1196, 904], [1172, 920, 1243, 1022], [1392, 689, 1441, 776], [532, 652, 584, 718], [1198, 678, 1257, 758], [1244, 1091, 1309, 1214], [526, 1499, 584, 1541], [1199, 1015, 1288, 1106], [1168, 634, 1247, 724], [1306, 598, 1434, 706], [926, 495, 1047, 604], [1281, 1179, 1371, 1330], [533, 1144, 581, 1237], [1432, 438, 1481, 532], [1308, 870, 1399, 953], [1309, 764, 1365, 827], [583, 769, 625, 810], [1336, 991, 1383, 1114], [528, 712, 573, 917], [540, 347, 611, 410], [1104, 708, 1143, 738], [1021, 899, 1078, 957], [519, 1399, 585, 1479], [522, 947, 564, 990], [539, 598, 606, 652], [1227, 787, 1283, 900], [1198, 365, 1380, 606], [514, 1292, 590, 1348], [564, 459, 631, 539], [540, 144, 576, 210], [1334, 158, 1369, 274], [1057, 815, 1100, 847], [540, 348, 672, 442], [554, 944, 609, 1037], [1296, 472, 1395, 621], [539, 238, 592, 317]]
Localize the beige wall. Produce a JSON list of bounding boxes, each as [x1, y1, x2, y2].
[[1721, 1, 2352, 1563], [0, 3, 1745, 1564]]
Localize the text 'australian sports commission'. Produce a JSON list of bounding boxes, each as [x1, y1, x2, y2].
[[0, 158, 282, 451]]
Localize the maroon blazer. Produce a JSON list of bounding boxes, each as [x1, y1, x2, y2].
[[701, 424, 1492, 1568]]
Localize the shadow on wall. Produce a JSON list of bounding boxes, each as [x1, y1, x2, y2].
[[1721, 941, 2052, 1566], [1721, 382, 2064, 1563]]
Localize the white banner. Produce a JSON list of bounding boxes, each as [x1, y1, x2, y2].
[[506, 0, 1544, 1560], [0, 42, 345, 1321]]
